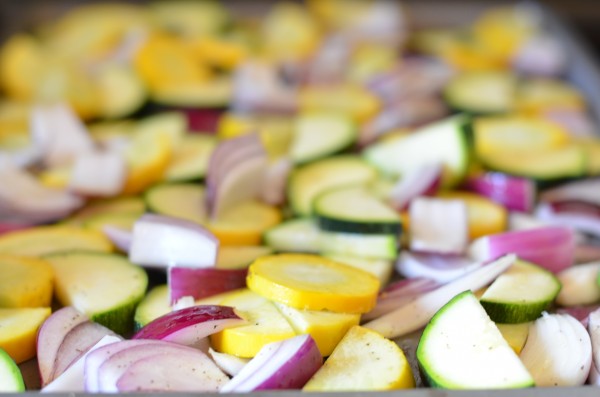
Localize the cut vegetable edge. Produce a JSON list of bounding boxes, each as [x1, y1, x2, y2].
[[417, 291, 534, 389]]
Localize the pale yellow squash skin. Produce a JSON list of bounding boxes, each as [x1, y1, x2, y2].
[[0, 308, 51, 364]]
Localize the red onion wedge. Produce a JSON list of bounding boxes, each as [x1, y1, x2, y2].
[[588, 309, 600, 385], [0, 222, 29, 235], [51, 321, 118, 382], [389, 163, 442, 211], [68, 151, 126, 197], [102, 225, 132, 253], [261, 157, 292, 206], [90, 340, 227, 393], [520, 313, 592, 387], [409, 197, 468, 255], [469, 226, 575, 273], [205, 133, 269, 219], [37, 307, 89, 387], [395, 251, 482, 284], [556, 306, 600, 328], [31, 103, 95, 167], [540, 178, 600, 206], [115, 349, 228, 392], [0, 164, 83, 225], [464, 172, 535, 213], [556, 261, 600, 306], [168, 267, 247, 303], [41, 335, 121, 393], [512, 34, 566, 77], [536, 202, 600, 239], [129, 214, 219, 268], [576, 244, 600, 264], [543, 109, 597, 138], [362, 277, 439, 321], [132, 305, 244, 348], [364, 254, 516, 339], [220, 334, 322, 392], [209, 348, 249, 377]]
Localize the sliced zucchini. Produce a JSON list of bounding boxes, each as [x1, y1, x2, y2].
[[517, 78, 586, 114], [82, 212, 141, 233], [43, 251, 148, 335], [480, 259, 561, 324], [479, 143, 586, 183], [289, 155, 378, 216], [417, 291, 534, 389], [145, 183, 207, 224], [364, 115, 470, 187], [473, 116, 569, 156], [133, 284, 170, 331], [264, 218, 320, 253], [63, 196, 145, 226], [319, 231, 398, 260], [290, 113, 356, 164], [96, 64, 146, 119], [444, 71, 516, 114], [314, 186, 401, 235], [323, 253, 393, 286], [165, 134, 217, 182]]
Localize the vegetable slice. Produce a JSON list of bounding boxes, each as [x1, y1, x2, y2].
[[289, 156, 377, 216], [416, 291, 534, 389], [210, 289, 296, 358], [0, 307, 50, 364], [43, 252, 148, 335], [315, 186, 401, 235], [0, 255, 53, 308], [303, 326, 414, 391], [290, 113, 356, 164], [247, 254, 380, 314], [519, 313, 592, 386], [443, 71, 516, 114], [0, 226, 112, 256], [264, 218, 320, 253], [480, 259, 561, 323], [165, 134, 216, 182], [364, 115, 470, 187], [0, 348, 25, 392]]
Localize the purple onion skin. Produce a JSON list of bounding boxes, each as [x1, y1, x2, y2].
[[132, 305, 241, 341], [255, 336, 323, 391], [169, 267, 247, 303]]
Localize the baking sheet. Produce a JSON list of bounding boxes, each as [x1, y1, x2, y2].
[[4, 0, 600, 395]]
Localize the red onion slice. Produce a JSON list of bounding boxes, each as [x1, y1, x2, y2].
[[69, 151, 126, 197], [512, 34, 567, 77], [469, 226, 575, 273], [41, 335, 121, 393], [168, 267, 247, 303], [536, 203, 600, 239], [37, 307, 89, 387], [102, 225, 132, 254], [261, 157, 292, 206], [540, 178, 600, 206], [132, 305, 244, 347], [364, 254, 516, 338], [0, 164, 83, 224], [220, 334, 322, 392], [556, 306, 600, 328], [31, 103, 96, 167], [395, 251, 482, 283], [464, 172, 535, 213], [362, 277, 439, 321], [205, 133, 269, 218], [129, 214, 219, 269], [409, 197, 468, 255], [389, 163, 442, 211]]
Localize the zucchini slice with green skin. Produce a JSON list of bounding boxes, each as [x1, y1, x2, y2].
[[319, 231, 398, 260], [264, 218, 320, 253], [133, 284, 170, 331], [144, 183, 207, 225], [43, 251, 148, 336], [417, 291, 534, 389], [363, 115, 470, 188], [443, 71, 517, 115], [479, 143, 587, 183], [480, 259, 561, 324], [165, 134, 217, 182], [0, 348, 24, 392], [315, 186, 401, 235], [288, 156, 378, 216], [290, 113, 356, 164]]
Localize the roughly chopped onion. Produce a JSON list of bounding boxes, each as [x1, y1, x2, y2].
[[464, 172, 535, 212], [389, 163, 442, 211], [395, 251, 482, 283]]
